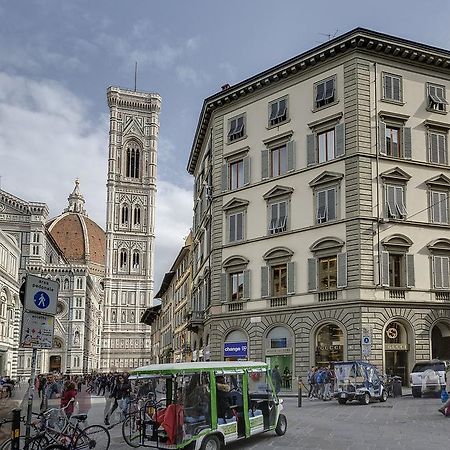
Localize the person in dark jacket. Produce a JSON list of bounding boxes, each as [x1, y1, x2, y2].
[[105, 375, 131, 425]]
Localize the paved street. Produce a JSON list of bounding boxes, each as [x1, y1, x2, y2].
[[2, 389, 449, 450]]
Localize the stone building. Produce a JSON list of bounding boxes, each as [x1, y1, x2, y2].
[[186, 28, 450, 388]]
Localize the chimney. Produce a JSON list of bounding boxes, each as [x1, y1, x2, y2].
[[221, 83, 231, 91]]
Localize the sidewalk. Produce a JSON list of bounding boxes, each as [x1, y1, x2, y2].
[[279, 386, 412, 398]]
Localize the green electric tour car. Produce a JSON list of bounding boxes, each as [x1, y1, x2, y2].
[[123, 361, 287, 450]]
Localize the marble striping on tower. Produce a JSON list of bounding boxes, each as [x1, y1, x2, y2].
[[102, 87, 161, 371]]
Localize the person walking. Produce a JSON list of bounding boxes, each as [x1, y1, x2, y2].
[[105, 374, 131, 425], [438, 367, 450, 416], [271, 365, 282, 395], [60, 381, 77, 419]]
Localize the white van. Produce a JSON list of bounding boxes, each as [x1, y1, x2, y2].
[[409, 360, 448, 398]]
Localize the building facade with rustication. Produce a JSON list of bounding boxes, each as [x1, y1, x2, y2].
[[186, 28, 450, 388], [101, 87, 161, 371]]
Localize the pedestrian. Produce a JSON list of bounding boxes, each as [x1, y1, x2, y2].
[[283, 367, 291, 389], [60, 381, 77, 419], [105, 374, 131, 425], [438, 367, 450, 416], [271, 365, 282, 394], [323, 366, 332, 401], [41, 374, 60, 412], [307, 366, 316, 399]]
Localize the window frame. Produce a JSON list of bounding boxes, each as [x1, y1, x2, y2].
[[315, 186, 338, 224], [427, 82, 448, 113], [270, 144, 288, 177], [230, 271, 245, 301], [314, 75, 337, 110], [268, 96, 288, 127], [268, 200, 288, 235], [318, 255, 338, 291], [229, 158, 244, 190], [385, 125, 402, 158], [429, 189, 449, 224], [382, 72, 403, 103], [227, 210, 245, 243], [227, 114, 246, 143], [271, 263, 287, 297], [427, 129, 448, 165], [384, 183, 407, 220]]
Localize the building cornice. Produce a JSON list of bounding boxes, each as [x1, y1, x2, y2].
[[107, 86, 161, 113], [187, 27, 450, 174]]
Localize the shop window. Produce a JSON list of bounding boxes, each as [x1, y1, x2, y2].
[[315, 323, 344, 366]]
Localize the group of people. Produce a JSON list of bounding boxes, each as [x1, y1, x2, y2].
[[307, 365, 335, 401], [270, 365, 292, 393], [0, 376, 16, 398]]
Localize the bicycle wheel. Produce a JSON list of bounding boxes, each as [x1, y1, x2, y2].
[[42, 445, 68, 450], [73, 425, 110, 450], [122, 412, 142, 447], [0, 434, 49, 450]]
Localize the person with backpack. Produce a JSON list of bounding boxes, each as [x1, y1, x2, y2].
[[438, 367, 450, 416], [322, 366, 332, 401], [308, 366, 317, 399], [315, 368, 325, 400]]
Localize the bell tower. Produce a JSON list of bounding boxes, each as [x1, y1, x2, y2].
[[102, 86, 161, 371]]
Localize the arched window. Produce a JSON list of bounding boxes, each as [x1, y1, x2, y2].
[[126, 141, 140, 178], [315, 323, 344, 366], [132, 250, 140, 269], [121, 204, 129, 225], [63, 279, 69, 290], [133, 206, 141, 226], [119, 249, 128, 270]]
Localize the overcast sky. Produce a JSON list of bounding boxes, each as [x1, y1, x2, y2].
[[1, 0, 450, 290]]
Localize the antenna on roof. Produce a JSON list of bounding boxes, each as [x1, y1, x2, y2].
[[318, 29, 339, 42], [134, 62, 138, 92]]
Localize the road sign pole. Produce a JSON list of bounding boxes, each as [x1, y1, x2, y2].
[[24, 347, 37, 449]]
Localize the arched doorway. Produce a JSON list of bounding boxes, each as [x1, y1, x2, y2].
[[265, 326, 293, 390], [384, 321, 410, 385], [49, 355, 61, 372], [314, 323, 344, 366], [223, 329, 248, 361], [431, 321, 450, 360]]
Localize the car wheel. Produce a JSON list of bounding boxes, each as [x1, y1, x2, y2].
[[275, 414, 287, 436], [412, 387, 422, 398], [380, 389, 388, 402], [359, 393, 370, 405], [338, 398, 347, 405], [200, 435, 222, 450]]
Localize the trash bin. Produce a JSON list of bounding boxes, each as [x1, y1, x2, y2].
[[393, 376, 402, 397]]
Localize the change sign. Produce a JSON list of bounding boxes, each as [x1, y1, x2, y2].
[[224, 341, 248, 358]]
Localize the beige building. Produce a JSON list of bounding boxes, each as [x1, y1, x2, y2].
[[187, 28, 450, 388]]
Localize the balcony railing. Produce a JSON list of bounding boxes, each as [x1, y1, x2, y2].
[[389, 289, 406, 300], [269, 296, 288, 308], [187, 310, 204, 332], [435, 291, 450, 301], [318, 290, 338, 302], [228, 302, 244, 312]]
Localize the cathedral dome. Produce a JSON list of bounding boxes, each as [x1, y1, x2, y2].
[[47, 180, 105, 267]]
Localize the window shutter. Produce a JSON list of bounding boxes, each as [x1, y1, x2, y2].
[[384, 74, 391, 99], [327, 188, 336, 221], [381, 251, 390, 287], [261, 266, 269, 298], [243, 155, 250, 185], [403, 127, 412, 159], [386, 185, 396, 218], [243, 270, 250, 299], [261, 149, 269, 180], [308, 258, 317, 291], [337, 253, 347, 288], [379, 122, 386, 155], [431, 191, 440, 223], [393, 77, 401, 101], [307, 134, 317, 166], [434, 256, 443, 289], [442, 193, 449, 224], [430, 133, 439, 163], [287, 262, 295, 294], [438, 134, 446, 164], [220, 273, 228, 303], [287, 140, 296, 172], [221, 164, 228, 192], [335, 123, 345, 157], [406, 254, 415, 288], [442, 257, 450, 289]]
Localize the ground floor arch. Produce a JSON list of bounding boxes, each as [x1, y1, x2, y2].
[[431, 321, 450, 360]]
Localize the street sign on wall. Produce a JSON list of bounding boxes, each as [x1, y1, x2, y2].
[[362, 327, 372, 357], [24, 274, 58, 315], [224, 341, 248, 358], [20, 311, 54, 349]]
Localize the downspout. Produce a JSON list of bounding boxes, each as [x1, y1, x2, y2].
[[374, 62, 382, 286]]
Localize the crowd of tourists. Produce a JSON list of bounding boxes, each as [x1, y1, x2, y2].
[[307, 365, 335, 401]]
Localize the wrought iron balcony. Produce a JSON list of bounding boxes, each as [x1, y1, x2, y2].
[[186, 310, 205, 332]]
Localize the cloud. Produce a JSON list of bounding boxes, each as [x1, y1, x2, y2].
[[176, 65, 210, 86]]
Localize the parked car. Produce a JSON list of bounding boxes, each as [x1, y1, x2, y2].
[[409, 359, 448, 398], [333, 361, 387, 405]]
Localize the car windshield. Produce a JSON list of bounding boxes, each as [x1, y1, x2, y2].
[[334, 363, 366, 389], [412, 362, 445, 372]]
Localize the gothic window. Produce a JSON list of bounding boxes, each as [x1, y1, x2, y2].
[[132, 250, 140, 269], [126, 141, 141, 178], [133, 206, 141, 226], [121, 204, 129, 225], [119, 249, 128, 270]]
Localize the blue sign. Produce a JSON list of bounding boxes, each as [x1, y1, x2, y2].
[[224, 341, 248, 358], [33, 291, 50, 310]]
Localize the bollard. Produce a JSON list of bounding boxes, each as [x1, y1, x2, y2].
[[297, 377, 302, 407], [11, 409, 21, 450]]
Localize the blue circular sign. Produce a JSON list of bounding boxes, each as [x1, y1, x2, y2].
[[34, 291, 50, 310]]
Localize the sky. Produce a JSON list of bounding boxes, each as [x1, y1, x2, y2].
[[1, 0, 450, 290]]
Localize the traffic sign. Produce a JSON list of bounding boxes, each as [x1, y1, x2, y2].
[[24, 274, 58, 315], [20, 311, 54, 349]]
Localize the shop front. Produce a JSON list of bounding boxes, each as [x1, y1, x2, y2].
[[265, 326, 293, 390], [314, 323, 344, 367], [384, 321, 410, 385]]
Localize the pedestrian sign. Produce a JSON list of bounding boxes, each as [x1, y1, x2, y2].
[[23, 274, 58, 315]]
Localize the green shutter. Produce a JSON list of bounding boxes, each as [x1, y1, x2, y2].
[[308, 258, 317, 291], [307, 134, 317, 166], [406, 254, 415, 288], [287, 140, 295, 172], [337, 253, 347, 288], [221, 273, 228, 302], [287, 262, 295, 294], [261, 149, 269, 180], [222, 164, 228, 192], [261, 266, 269, 298], [403, 127, 412, 159], [381, 251, 389, 287], [243, 270, 250, 299], [243, 155, 250, 185], [335, 123, 345, 157], [379, 122, 386, 155]]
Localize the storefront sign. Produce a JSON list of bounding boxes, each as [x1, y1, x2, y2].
[[265, 347, 292, 356], [385, 343, 409, 351], [317, 344, 342, 352], [224, 341, 248, 358]]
